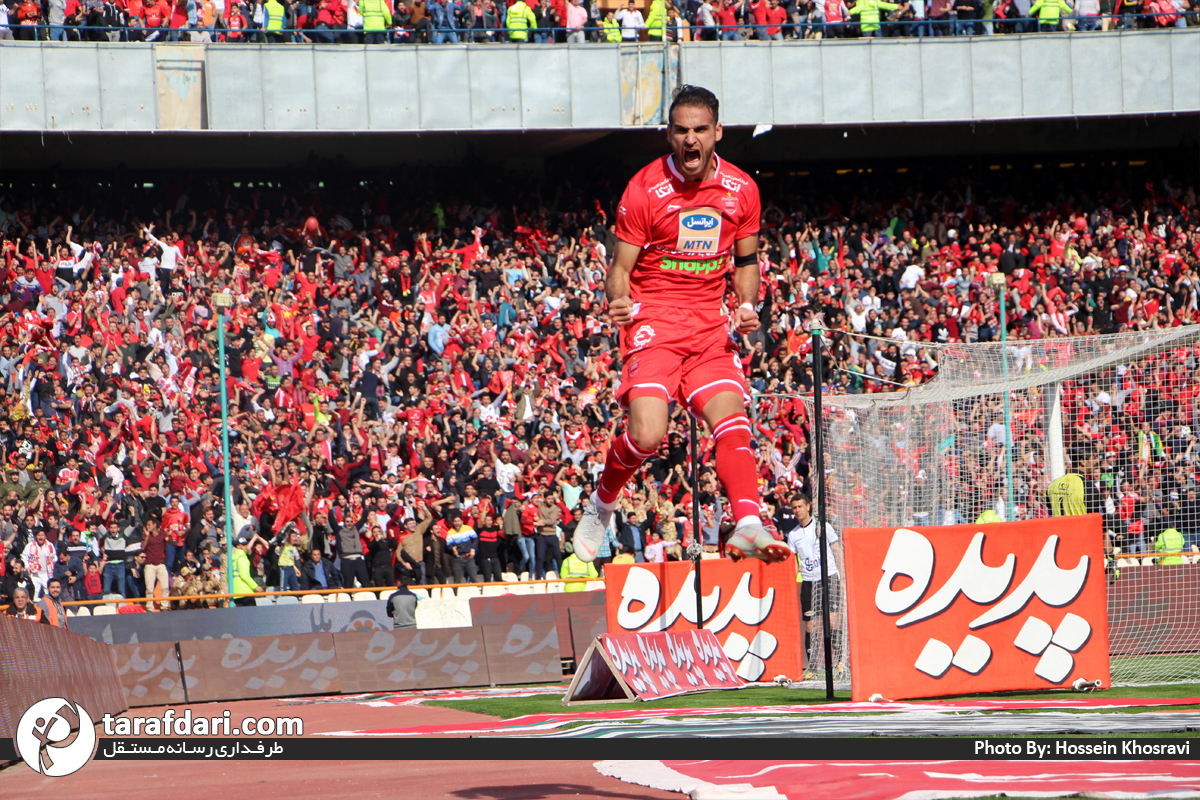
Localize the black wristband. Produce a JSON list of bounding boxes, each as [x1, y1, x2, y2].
[[733, 253, 757, 268]]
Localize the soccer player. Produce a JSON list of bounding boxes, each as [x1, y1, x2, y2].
[[784, 493, 845, 669], [572, 85, 790, 565]]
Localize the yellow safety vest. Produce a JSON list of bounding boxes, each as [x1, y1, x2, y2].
[[560, 554, 597, 591], [645, 0, 665, 38], [849, 0, 899, 30], [1030, 0, 1070, 20], [264, 0, 285, 30], [1157, 528, 1184, 565], [507, 0, 536, 40], [232, 548, 258, 595], [361, 0, 392, 31]]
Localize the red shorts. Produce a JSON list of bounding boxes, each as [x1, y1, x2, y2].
[[615, 304, 750, 414]]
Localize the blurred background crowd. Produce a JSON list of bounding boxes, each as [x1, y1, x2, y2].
[[0, 159, 1197, 611]]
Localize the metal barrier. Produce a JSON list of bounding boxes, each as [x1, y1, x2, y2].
[[2, 28, 1196, 133], [681, 26, 1200, 126], [0, 39, 657, 131], [110, 621, 563, 706], [0, 615, 127, 739]]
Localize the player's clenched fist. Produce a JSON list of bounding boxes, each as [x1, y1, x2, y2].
[[608, 296, 635, 327], [732, 304, 760, 335]]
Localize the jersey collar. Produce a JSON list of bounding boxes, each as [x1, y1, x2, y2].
[[667, 153, 722, 185]]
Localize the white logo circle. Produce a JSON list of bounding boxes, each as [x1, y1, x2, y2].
[[632, 325, 656, 349], [14, 698, 97, 776]]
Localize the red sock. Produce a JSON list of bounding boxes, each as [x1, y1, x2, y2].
[[712, 414, 761, 523], [597, 432, 656, 506]]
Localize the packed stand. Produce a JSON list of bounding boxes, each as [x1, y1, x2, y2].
[[0, 0, 1195, 44], [0, 165, 1198, 614]]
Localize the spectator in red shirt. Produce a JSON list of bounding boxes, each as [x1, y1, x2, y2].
[[143, 0, 171, 37], [167, 0, 191, 39], [752, 0, 786, 37], [225, 2, 249, 39], [63, 0, 85, 38], [161, 495, 191, 576], [312, 0, 345, 40], [714, 0, 739, 38], [13, 0, 42, 41]]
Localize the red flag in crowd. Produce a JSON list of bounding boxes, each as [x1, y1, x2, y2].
[[274, 481, 308, 527]]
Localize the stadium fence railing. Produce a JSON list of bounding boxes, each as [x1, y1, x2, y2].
[[9, 14, 1197, 45]]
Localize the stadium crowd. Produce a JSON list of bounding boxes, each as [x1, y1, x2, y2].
[[1, 0, 1195, 45], [0, 162, 1198, 615]]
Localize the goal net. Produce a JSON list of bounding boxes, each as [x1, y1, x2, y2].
[[791, 326, 1200, 688]]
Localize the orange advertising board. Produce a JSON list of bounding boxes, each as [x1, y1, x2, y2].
[[843, 515, 1110, 701], [604, 559, 803, 682]]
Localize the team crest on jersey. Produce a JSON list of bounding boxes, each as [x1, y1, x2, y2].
[[722, 192, 738, 212], [676, 207, 722, 255], [629, 357, 641, 376], [632, 325, 656, 349]]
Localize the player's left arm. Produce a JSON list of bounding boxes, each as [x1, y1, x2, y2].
[[731, 234, 761, 335]]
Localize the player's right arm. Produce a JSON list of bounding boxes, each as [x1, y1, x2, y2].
[[609, 167, 655, 327], [605, 238, 640, 327]]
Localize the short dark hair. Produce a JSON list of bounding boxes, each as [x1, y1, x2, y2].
[[669, 85, 719, 126]]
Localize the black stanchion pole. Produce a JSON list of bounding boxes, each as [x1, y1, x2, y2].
[[689, 414, 703, 629], [811, 324, 835, 700]]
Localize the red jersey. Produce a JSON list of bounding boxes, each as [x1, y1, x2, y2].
[[162, 508, 190, 546], [615, 154, 761, 311]]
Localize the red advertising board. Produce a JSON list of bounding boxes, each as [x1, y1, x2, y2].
[[843, 515, 1111, 701], [564, 630, 744, 703], [604, 559, 803, 683]]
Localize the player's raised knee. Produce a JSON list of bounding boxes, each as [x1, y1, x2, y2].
[[627, 421, 666, 455], [627, 411, 668, 453]]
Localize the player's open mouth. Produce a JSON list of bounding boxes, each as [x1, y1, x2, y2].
[[683, 148, 702, 170]]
